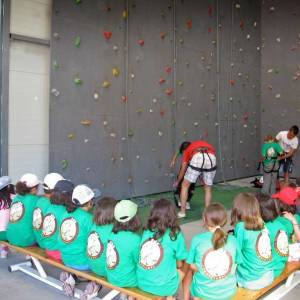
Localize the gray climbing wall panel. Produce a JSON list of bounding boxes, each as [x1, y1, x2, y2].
[[261, 0, 300, 177], [50, 0, 261, 199]]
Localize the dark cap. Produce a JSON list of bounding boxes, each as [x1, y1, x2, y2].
[[54, 180, 74, 194]]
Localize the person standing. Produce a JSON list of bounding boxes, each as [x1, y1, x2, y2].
[[276, 125, 299, 183], [173, 140, 217, 218]]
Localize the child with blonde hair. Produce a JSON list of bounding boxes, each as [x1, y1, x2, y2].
[[186, 203, 237, 300], [231, 193, 273, 289]]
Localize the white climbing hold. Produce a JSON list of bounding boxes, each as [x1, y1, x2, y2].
[[276, 37, 281, 43], [113, 45, 118, 51], [267, 68, 273, 73], [158, 131, 163, 137], [246, 34, 250, 39], [51, 88, 60, 97], [94, 93, 99, 99], [152, 98, 157, 103], [275, 93, 281, 99], [103, 121, 108, 126], [110, 133, 116, 138]]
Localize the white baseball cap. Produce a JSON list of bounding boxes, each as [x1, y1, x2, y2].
[[43, 173, 64, 191], [0, 176, 11, 190], [72, 185, 95, 206], [20, 173, 40, 188]]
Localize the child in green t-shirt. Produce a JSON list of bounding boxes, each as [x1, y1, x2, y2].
[[43, 179, 73, 262], [32, 173, 63, 248], [258, 193, 289, 277], [106, 200, 141, 296], [185, 203, 237, 300], [58, 184, 95, 297], [137, 198, 187, 298], [7, 173, 40, 247], [87, 197, 117, 276], [261, 135, 283, 195], [231, 193, 274, 290], [272, 187, 300, 242]]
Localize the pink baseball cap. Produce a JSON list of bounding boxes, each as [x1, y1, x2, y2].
[[272, 187, 298, 205]]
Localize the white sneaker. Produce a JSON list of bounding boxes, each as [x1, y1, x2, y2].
[[177, 212, 186, 219], [186, 202, 191, 210], [0, 250, 8, 259]]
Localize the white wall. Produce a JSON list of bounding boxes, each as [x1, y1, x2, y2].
[[8, 0, 52, 182]]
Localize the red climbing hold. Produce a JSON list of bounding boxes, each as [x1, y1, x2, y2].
[[138, 39, 144, 46], [208, 5, 213, 17], [103, 31, 112, 40], [159, 77, 166, 84], [239, 20, 244, 29], [165, 88, 173, 96], [229, 79, 235, 86], [165, 65, 172, 73], [186, 19, 192, 30]]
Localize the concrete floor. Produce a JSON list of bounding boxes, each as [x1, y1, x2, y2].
[[1, 176, 300, 299]]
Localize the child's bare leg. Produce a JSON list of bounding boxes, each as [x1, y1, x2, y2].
[[182, 269, 193, 300]]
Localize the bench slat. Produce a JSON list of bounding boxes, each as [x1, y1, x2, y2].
[[0, 241, 162, 300], [233, 262, 300, 300]]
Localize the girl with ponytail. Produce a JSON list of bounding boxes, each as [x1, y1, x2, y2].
[[185, 203, 237, 300]]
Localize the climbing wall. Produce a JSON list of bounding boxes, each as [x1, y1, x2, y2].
[[261, 0, 300, 177], [50, 0, 261, 199]]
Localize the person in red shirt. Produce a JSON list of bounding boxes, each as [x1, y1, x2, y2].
[[173, 140, 217, 218]]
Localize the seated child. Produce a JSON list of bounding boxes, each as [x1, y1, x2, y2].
[[272, 187, 300, 242], [7, 173, 40, 246], [33, 173, 63, 248], [87, 197, 117, 277], [42, 179, 72, 262], [106, 200, 141, 294], [0, 176, 14, 258], [258, 193, 289, 277], [58, 184, 94, 297], [186, 203, 237, 300], [137, 198, 187, 299], [261, 135, 283, 195], [231, 193, 274, 290]]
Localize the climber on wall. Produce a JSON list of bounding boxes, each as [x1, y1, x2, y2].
[[276, 125, 299, 183], [173, 140, 217, 218]]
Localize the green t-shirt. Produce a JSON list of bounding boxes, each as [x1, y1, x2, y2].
[[87, 223, 113, 277], [234, 222, 273, 284], [57, 208, 93, 266], [42, 203, 67, 251], [106, 231, 141, 287], [32, 196, 51, 249], [6, 194, 39, 246], [137, 229, 188, 296], [187, 231, 237, 300], [265, 218, 289, 278], [262, 142, 283, 166], [277, 216, 294, 242]]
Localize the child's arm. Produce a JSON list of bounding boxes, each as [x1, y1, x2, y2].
[[170, 152, 179, 168], [283, 212, 300, 242], [182, 264, 194, 300]]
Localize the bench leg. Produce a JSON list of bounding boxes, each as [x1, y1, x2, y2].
[[8, 257, 104, 299], [262, 271, 300, 300]]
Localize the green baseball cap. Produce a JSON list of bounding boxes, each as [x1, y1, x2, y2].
[[114, 200, 138, 223]]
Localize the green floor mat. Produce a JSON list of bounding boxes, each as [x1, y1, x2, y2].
[[130, 184, 257, 225]]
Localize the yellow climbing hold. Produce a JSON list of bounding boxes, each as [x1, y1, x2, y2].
[[102, 80, 110, 88], [80, 120, 91, 126], [112, 68, 120, 77], [122, 10, 128, 19]]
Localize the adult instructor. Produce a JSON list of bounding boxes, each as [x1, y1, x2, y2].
[[173, 140, 217, 218], [276, 125, 299, 183]]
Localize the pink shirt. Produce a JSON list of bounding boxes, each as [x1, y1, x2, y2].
[[0, 208, 10, 232]]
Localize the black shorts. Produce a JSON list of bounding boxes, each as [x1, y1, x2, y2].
[[280, 157, 293, 173]]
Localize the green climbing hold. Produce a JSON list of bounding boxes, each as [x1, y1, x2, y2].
[[74, 77, 83, 85], [53, 61, 59, 69], [61, 159, 68, 170], [128, 129, 134, 138], [74, 0, 81, 4], [74, 36, 81, 47]]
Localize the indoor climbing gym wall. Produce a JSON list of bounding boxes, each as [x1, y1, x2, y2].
[[261, 0, 300, 177], [49, 0, 261, 199]]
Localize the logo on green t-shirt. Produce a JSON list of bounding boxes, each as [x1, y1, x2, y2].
[[33, 208, 43, 230], [87, 231, 104, 259], [106, 240, 119, 269], [139, 238, 164, 270], [202, 248, 233, 280], [275, 230, 289, 257], [10, 201, 25, 223], [60, 217, 79, 243], [42, 213, 57, 237], [255, 230, 272, 261]]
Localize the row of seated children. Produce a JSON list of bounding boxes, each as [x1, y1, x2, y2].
[[1, 173, 300, 300]]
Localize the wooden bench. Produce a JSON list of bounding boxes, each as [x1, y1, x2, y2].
[[0, 241, 162, 300], [233, 261, 300, 300]]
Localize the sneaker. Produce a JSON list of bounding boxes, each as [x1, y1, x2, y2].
[[177, 211, 186, 219], [80, 282, 102, 300], [186, 202, 191, 210], [60, 271, 75, 297]]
